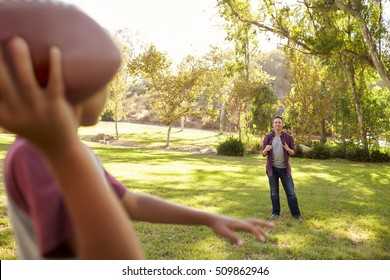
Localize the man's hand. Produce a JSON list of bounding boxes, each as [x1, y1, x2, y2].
[[282, 143, 294, 156], [262, 145, 272, 156]]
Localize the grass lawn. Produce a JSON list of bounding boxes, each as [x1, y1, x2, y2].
[[0, 122, 389, 259]]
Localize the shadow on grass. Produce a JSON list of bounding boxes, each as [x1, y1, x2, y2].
[[93, 145, 253, 166], [1, 136, 389, 259], [115, 153, 390, 259]]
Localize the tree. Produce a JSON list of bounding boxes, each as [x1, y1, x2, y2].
[[251, 85, 278, 136], [218, 0, 259, 80], [333, 0, 390, 89], [218, 0, 389, 152], [283, 51, 334, 144], [225, 76, 269, 139], [105, 29, 139, 139], [128, 46, 204, 147], [198, 47, 235, 134], [217, 0, 390, 89]]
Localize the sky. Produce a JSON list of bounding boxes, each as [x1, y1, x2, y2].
[[63, 0, 390, 64], [62, 0, 235, 64]]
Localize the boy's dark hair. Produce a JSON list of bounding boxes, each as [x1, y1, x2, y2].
[[272, 116, 284, 123]]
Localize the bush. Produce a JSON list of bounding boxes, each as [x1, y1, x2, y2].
[[243, 135, 262, 154], [369, 149, 390, 163], [311, 142, 330, 159], [329, 145, 346, 159], [295, 143, 304, 158], [101, 110, 114, 121], [294, 143, 313, 158], [293, 141, 390, 162], [217, 136, 245, 156], [345, 147, 370, 162]]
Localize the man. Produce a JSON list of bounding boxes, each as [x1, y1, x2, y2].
[[261, 116, 303, 221]]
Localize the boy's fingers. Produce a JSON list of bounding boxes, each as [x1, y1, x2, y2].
[[230, 219, 274, 242], [9, 37, 40, 104], [0, 45, 19, 106], [248, 219, 275, 228], [47, 46, 65, 100], [237, 222, 268, 242], [217, 227, 244, 246]]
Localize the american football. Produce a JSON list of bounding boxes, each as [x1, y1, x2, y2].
[[0, 0, 121, 104]]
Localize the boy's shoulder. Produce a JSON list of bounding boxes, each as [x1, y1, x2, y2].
[[7, 137, 39, 157], [5, 138, 45, 172]]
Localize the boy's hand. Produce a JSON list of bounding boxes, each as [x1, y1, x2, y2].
[[0, 37, 78, 155], [208, 215, 274, 246]]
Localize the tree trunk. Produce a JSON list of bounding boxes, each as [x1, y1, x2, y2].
[[237, 109, 242, 141], [115, 101, 119, 140], [180, 116, 185, 131], [345, 63, 369, 153], [219, 103, 226, 134], [245, 34, 250, 81], [166, 125, 172, 147], [320, 118, 327, 144]]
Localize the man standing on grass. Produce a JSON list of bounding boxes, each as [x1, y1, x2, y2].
[[261, 116, 303, 221]]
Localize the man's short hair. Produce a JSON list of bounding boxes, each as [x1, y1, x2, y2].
[[273, 116, 284, 123]]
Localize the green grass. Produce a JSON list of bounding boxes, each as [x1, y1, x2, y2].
[[78, 122, 222, 149], [0, 122, 389, 260], [0, 133, 18, 259]]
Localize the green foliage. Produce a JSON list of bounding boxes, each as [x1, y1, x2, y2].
[[105, 31, 135, 124], [283, 51, 334, 144], [328, 144, 347, 159], [369, 149, 390, 163], [310, 142, 331, 160], [295, 143, 304, 158], [251, 85, 278, 135], [242, 133, 262, 154], [100, 110, 114, 122], [345, 147, 370, 162], [217, 136, 245, 156], [217, 0, 390, 149], [128, 46, 206, 146], [294, 141, 390, 163]]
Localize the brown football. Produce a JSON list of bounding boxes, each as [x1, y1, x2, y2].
[[0, 0, 121, 104]]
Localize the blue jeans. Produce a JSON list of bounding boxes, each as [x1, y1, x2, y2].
[[267, 166, 301, 217]]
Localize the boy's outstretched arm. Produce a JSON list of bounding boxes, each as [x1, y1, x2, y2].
[[0, 37, 143, 259], [122, 192, 274, 246]]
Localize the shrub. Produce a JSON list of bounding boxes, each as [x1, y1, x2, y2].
[[293, 141, 389, 162], [295, 143, 304, 158], [311, 142, 330, 159], [217, 136, 245, 156], [243, 135, 262, 154], [101, 110, 114, 121], [329, 144, 346, 159], [345, 147, 370, 162], [369, 149, 390, 163]]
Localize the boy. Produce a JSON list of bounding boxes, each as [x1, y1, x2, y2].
[[1, 37, 273, 259]]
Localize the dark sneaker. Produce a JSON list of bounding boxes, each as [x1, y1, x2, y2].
[[271, 214, 280, 219]]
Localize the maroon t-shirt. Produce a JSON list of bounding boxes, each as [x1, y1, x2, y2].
[[4, 137, 127, 259]]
